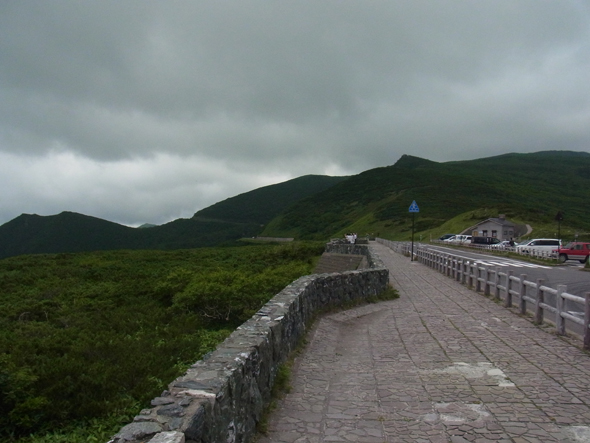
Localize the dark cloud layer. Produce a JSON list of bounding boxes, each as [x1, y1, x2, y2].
[[1, 1, 589, 226]]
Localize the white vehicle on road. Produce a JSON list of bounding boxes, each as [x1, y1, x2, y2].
[[443, 234, 472, 245], [515, 238, 560, 256], [491, 240, 513, 250]]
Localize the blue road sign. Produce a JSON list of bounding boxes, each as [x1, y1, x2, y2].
[[409, 200, 419, 213]]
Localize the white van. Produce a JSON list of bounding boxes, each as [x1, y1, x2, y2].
[[515, 238, 560, 255], [443, 234, 472, 245]]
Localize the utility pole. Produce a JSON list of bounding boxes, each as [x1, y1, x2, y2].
[[555, 211, 564, 242], [409, 200, 419, 261]]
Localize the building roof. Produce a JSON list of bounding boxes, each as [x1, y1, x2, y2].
[[474, 217, 515, 228]]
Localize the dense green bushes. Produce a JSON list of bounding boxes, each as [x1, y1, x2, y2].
[[0, 242, 324, 441]]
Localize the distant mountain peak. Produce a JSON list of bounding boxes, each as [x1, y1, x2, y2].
[[394, 154, 437, 169], [137, 223, 157, 229]]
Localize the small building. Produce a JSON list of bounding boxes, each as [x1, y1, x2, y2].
[[470, 215, 525, 241]]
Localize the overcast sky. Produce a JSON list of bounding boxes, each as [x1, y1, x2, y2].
[[1, 1, 589, 227]]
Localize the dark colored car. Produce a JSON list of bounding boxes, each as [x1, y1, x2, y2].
[[471, 236, 501, 245]]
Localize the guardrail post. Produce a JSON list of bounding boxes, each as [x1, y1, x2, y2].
[[468, 262, 475, 288], [519, 274, 528, 315], [465, 261, 469, 285], [505, 270, 513, 307], [584, 292, 590, 350], [484, 267, 491, 296], [555, 285, 567, 336], [475, 266, 482, 293], [494, 267, 501, 301], [456, 259, 462, 282], [535, 279, 544, 324]]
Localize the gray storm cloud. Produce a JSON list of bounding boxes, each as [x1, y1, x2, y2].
[[1, 0, 589, 226]]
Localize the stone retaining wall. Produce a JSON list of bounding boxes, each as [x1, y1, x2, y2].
[[325, 241, 373, 263], [109, 244, 388, 443]]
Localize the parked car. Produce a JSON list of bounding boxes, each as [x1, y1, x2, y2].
[[471, 236, 501, 246], [515, 238, 561, 255], [555, 242, 590, 263], [491, 240, 512, 250], [444, 234, 472, 245]]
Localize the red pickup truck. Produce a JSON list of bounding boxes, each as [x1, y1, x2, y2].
[[555, 242, 590, 263]]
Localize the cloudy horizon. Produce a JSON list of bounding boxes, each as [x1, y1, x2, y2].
[[2, 1, 589, 227]]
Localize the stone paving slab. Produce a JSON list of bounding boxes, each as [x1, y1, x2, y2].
[[256, 242, 590, 443]]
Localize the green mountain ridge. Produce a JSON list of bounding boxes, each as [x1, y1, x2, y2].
[[1, 150, 589, 259], [0, 175, 346, 259], [261, 150, 590, 241], [193, 174, 348, 224]]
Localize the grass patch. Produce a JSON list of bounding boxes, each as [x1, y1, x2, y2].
[[368, 285, 400, 303], [256, 359, 295, 436]]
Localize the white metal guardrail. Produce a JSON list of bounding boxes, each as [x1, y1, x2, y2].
[[377, 239, 590, 349]]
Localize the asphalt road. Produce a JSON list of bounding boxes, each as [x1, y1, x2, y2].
[[426, 244, 590, 295]]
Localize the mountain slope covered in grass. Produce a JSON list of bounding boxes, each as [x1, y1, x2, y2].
[[192, 174, 347, 224], [2, 150, 588, 258], [261, 151, 590, 240], [0, 175, 345, 258]]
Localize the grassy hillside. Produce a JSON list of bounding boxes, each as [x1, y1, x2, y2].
[[0, 175, 344, 259], [2, 151, 588, 257], [0, 212, 261, 259], [262, 151, 590, 241], [193, 174, 347, 224]]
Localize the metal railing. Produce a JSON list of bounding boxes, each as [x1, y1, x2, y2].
[[377, 239, 590, 349]]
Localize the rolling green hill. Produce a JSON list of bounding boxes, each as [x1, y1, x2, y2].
[[261, 151, 590, 241], [0, 175, 345, 259], [2, 150, 589, 259], [192, 174, 347, 224], [0, 212, 263, 259]]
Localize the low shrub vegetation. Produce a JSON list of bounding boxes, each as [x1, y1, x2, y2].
[[0, 242, 324, 442]]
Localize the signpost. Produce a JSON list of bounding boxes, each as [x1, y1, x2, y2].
[[409, 200, 419, 261]]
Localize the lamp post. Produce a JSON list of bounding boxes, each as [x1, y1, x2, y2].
[[555, 211, 564, 242]]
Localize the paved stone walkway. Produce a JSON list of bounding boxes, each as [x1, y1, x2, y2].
[[257, 242, 590, 443]]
